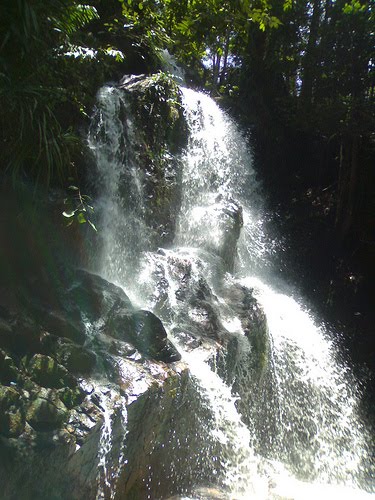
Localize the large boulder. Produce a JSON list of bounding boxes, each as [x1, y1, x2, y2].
[[64, 270, 134, 321], [105, 308, 181, 363]]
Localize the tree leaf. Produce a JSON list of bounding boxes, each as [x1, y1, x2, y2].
[[77, 212, 87, 224]]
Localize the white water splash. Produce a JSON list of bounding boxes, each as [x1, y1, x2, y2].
[[94, 384, 128, 500], [91, 82, 375, 499]]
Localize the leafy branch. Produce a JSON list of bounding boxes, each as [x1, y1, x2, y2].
[[62, 185, 97, 231]]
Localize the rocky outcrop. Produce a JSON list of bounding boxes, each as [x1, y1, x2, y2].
[[0, 269, 187, 499], [212, 282, 278, 455], [118, 73, 188, 247]]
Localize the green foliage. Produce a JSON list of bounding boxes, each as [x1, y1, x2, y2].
[[53, 4, 99, 36], [63, 185, 97, 231], [0, 80, 79, 184], [0, 1, 101, 185]]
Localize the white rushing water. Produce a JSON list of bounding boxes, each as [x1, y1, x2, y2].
[[90, 81, 375, 499]]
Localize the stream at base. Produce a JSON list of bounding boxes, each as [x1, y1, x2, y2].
[[89, 81, 374, 499]]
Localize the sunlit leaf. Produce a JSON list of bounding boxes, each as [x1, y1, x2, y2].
[[77, 212, 87, 224], [62, 210, 76, 217]]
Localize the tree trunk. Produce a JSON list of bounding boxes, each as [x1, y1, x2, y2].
[[212, 52, 221, 90], [335, 135, 360, 240], [300, 0, 322, 105], [219, 31, 231, 85]]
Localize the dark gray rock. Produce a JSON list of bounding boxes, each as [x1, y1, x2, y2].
[[132, 310, 181, 362], [0, 349, 19, 385], [41, 311, 86, 345], [218, 199, 243, 272], [41, 334, 96, 375], [0, 314, 42, 354], [65, 269, 133, 321], [106, 308, 181, 363]]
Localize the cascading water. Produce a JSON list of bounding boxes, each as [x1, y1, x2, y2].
[[88, 85, 151, 283], [89, 78, 374, 499]]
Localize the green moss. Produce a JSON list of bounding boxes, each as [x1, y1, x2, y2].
[[0, 386, 26, 437], [26, 391, 68, 431], [58, 386, 85, 409], [27, 354, 77, 389]]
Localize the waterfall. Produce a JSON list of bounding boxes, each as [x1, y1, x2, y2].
[[89, 80, 374, 499]]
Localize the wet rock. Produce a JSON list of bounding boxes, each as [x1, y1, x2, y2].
[[188, 299, 224, 341], [26, 389, 68, 432], [27, 354, 77, 389], [223, 283, 268, 370], [167, 487, 230, 499], [65, 269, 133, 321], [218, 199, 243, 272], [132, 310, 181, 362], [106, 308, 181, 362], [178, 198, 243, 271], [213, 282, 277, 448], [105, 307, 135, 341], [172, 328, 202, 351], [41, 334, 96, 375], [42, 311, 86, 345], [0, 386, 26, 437]]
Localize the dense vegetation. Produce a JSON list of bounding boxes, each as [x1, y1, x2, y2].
[[1, 1, 374, 361]]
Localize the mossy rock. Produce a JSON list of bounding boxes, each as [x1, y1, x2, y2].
[[58, 386, 86, 410], [26, 389, 68, 431], [27, 354, 77, 389], [0, 385, 26, 437]]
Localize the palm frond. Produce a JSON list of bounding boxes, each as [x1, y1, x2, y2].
[[53, 4, 99, 36]]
